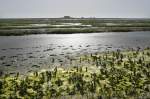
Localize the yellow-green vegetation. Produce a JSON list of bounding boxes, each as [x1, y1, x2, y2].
[[0, 49, 150, 99]]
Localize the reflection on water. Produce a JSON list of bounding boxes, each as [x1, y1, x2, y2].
[[0, 31, 150, 74]]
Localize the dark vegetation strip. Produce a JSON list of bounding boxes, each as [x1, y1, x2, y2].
[[1, 27, 150, 36], [0, 18, 150, 36]]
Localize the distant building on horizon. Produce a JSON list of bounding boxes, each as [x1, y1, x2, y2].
[[63, 16, 72, 19]]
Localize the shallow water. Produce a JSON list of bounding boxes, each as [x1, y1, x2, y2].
[[0, 31, 150, 74]]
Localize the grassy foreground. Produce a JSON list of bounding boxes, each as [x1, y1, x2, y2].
[[0, 49, 150, 99]]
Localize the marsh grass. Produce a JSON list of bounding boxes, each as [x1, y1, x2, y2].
[[0, 18, 150, 35], [0, 48, 150, 98]]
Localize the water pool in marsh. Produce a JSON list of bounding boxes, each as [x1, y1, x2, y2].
[[0, 31, 150, 75]]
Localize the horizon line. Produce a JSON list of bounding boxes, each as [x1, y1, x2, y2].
[[0, 17, 150, 19]]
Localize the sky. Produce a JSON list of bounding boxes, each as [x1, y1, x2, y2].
[[0, 0, 150, 18]]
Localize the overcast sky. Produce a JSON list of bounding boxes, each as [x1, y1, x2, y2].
[[0, 0, 150, 18]]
